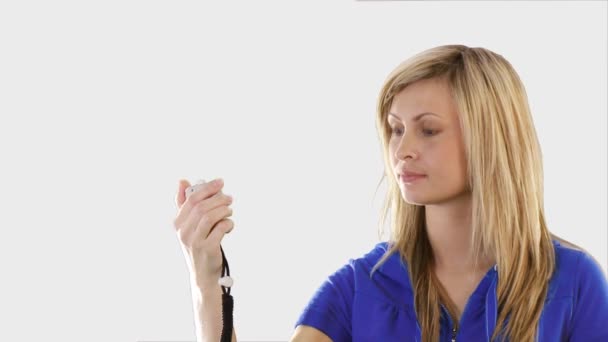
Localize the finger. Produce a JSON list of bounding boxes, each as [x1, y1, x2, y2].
[[176, 191, 221, 242], [175, 190, 231, 244], [194, 205, 232, 242], [184, 178, 224, 212], [225, 217, 234, 234], [206, 218, 234, 247], [173, 179, 191, 233], [175, 178, 225, 228], [189, 190, 231, 221], [175, 179, 191, 209]]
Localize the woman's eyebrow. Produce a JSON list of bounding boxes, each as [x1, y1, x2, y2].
[[388, 112, 440, 122]]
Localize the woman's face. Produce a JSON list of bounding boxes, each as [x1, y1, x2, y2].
[[387, 77, 469, 205]]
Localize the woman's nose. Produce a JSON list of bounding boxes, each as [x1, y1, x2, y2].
[[395, 131, 419, 161]]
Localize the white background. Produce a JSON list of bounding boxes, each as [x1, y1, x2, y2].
[[0, 1, 606, 341]]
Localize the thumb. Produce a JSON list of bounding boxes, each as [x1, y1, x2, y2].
[[175, 179, 191, 209]]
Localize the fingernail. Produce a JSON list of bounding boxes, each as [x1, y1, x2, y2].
[[213, 178, 223, 185]]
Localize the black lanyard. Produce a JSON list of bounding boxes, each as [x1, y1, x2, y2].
[[219, 245, 233, 342]]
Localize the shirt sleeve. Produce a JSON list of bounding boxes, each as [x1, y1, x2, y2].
[[294, 259, 355, 342], [568, 251, 608, 341]]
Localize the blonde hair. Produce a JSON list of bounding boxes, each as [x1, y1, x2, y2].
[[369, 45, 581, 342]]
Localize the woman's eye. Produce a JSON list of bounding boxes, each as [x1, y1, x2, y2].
[[422, 129, 437, 136], [390, 127, 436, 137]]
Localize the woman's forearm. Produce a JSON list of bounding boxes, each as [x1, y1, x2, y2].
[[192, 283, 237, 342]]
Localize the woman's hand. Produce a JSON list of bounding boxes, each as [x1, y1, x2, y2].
[[173, 178, 234, 291]]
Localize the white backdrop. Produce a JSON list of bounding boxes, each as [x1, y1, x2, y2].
[[0, 1, 606, 341]]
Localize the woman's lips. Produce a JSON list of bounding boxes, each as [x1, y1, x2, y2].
[[400, 174, 426, 183]]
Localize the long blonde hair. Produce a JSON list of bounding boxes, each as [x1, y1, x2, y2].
[[369, 45, 577, 342]]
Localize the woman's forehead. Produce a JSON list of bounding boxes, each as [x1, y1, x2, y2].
[[389, 80, 457, 122]]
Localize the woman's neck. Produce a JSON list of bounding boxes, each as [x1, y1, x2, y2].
[[425, 191, 494, 274]]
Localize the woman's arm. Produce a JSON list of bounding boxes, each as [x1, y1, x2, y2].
[[290, 325, 333, 342], [567, 251, 608, 341], [192, 283, 237, 342]]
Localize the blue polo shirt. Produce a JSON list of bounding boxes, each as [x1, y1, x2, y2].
[[294, 239, 608, 341]]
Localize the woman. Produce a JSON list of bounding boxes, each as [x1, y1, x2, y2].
[[173, 45, 608, 342]]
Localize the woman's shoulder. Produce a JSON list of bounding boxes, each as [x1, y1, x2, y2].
[[551, 235, 602, 273], [348, 241, 411, 287], [351, 241, 398, 270], [549, 235, 607, 299], [550, 235, 608, 338], [359, 241, 392, 261]]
